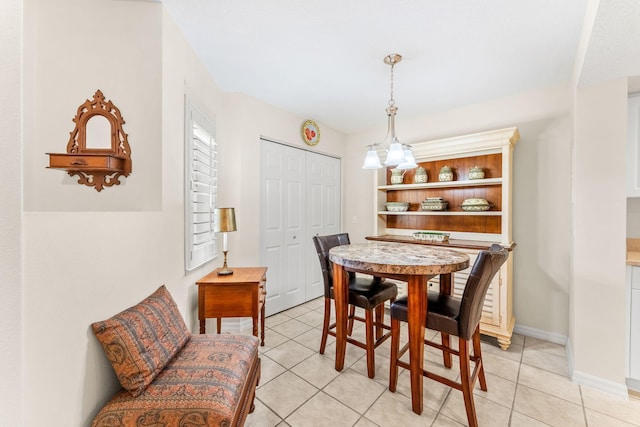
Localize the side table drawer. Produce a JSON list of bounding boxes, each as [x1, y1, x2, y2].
[[259, 278, 266, 306], [201, 285, 256, 317]]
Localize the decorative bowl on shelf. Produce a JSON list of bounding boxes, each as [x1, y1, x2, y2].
[[461, 198, 491, 211], [412, 231, 450, 242], [421, 200, 448, 211], [386, 201, 410, 212]]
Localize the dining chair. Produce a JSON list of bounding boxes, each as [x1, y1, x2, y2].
[[388, 244, 509, 427], [312, 233, 398, 378]]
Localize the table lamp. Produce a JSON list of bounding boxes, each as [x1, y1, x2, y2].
[[214, 207, 237, 276]]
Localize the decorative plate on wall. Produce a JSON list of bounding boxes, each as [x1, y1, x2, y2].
[[301, 119, 320, 146]]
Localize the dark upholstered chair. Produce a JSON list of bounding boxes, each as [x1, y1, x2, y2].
[[388, 244, 509, 427], [313, 233, 398, 379]]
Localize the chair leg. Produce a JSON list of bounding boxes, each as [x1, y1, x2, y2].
[[347, 305, 356, 335], [320, 297, 331, 354], [389, 317, 400, 392], [459, 337, 479, 427], [441, 332, 452, 368], [375, 305, 384, 340], [472, 325, 487, 391], [365, 309, 375, 378]]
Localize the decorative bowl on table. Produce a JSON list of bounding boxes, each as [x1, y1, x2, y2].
[[412, 231, 450, 242], [385, 201, 410, 212], [461, 198, 491, 211]]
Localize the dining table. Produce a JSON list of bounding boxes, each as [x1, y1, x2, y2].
[[329, 241, 470, 414]]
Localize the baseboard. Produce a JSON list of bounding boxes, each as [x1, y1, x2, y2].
[[513, 324, 568, 345], [572, 370, 629, 399], [626, 377, 640, 393], [567, 335, 629, 399], [566, 337, 574, 376], [515, 324, 629, 398]]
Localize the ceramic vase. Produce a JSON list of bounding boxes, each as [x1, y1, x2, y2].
[[438, 166, 453, 182]]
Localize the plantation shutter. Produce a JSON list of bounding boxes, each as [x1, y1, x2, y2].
[[185, 99, 217, 271]]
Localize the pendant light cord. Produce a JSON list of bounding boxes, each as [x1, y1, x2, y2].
[[388, 59, 396, 108]]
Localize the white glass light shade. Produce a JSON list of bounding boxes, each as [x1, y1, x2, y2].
[[362, 146, 382, 169], [396, 147, 417, 170], [384, 141, 406, 166]]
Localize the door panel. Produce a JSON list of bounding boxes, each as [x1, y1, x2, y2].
[[283, 148, 305, 306], [261, 141, 340, 314], [261, 143, 284, 314], [306, 152, 341, 300]]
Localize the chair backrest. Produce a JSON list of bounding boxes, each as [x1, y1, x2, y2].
[[312, 233, 351, 297], [458, 244, 509, 339]]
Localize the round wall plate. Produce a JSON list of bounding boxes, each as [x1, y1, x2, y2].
[[301, 119, 320, 146]]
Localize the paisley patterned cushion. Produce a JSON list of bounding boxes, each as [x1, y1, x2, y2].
[[91, 334, 260, 427], [92, 285, 190, 397]]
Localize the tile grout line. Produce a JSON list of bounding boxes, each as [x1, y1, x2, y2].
[[259, 333, 324, 424], [579, 385, 589, 427], [507, 334, 525, 426], [261, 319, 377, 424], [256, 299, 603, 427]]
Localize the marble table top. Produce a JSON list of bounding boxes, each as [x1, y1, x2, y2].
[[329, 241, 470, 276]]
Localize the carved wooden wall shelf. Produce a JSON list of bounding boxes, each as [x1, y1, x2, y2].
[[47, 90, 132, 192]]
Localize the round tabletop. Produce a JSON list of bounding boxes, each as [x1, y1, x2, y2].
[[329, 241, 470, 276]]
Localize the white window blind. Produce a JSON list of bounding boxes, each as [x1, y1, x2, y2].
[[185, 99, 217, 271]]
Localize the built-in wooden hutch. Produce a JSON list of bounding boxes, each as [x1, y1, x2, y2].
[[367, 127, 519, 349]]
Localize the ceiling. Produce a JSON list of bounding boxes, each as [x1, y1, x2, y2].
[[161, 0, 638, 135]]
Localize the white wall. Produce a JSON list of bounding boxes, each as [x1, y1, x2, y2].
[[20, 2, 347, 425], [24, 0, 162, 212], [344, 86, 574, 336], [218, 92, 348, 270], [571, 77, 628, 391], [0, 0, 23, 425], [22, 2, 174, 425]]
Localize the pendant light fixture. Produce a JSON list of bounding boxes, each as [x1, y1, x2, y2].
[[362, 53, 416, 170]]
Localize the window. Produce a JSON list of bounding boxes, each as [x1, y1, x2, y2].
[[184, 98, 217, 271]]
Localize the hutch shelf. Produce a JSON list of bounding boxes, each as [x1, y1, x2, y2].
[[369, 127, 519, 350]]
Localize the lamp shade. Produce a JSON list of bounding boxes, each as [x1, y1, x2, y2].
[[384, 141, 406, 166], [362, 146, 383, 169], [396, 147, 417, 170], [214, 208, 237, 233]]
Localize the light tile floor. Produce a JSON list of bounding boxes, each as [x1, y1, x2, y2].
[[240, 297, 640, 427]]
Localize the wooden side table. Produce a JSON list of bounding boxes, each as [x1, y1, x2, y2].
[[196, 267, 267, 346]]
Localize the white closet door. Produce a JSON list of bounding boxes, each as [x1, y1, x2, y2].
[[261, 140, 341, 315], [306, 151, 341, 300], [261, 142, 306, 315]]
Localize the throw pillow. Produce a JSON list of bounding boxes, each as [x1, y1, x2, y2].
[[92, 285, 191, 397]]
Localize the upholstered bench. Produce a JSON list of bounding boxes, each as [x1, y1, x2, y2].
[[91, 285, 260, 427]]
